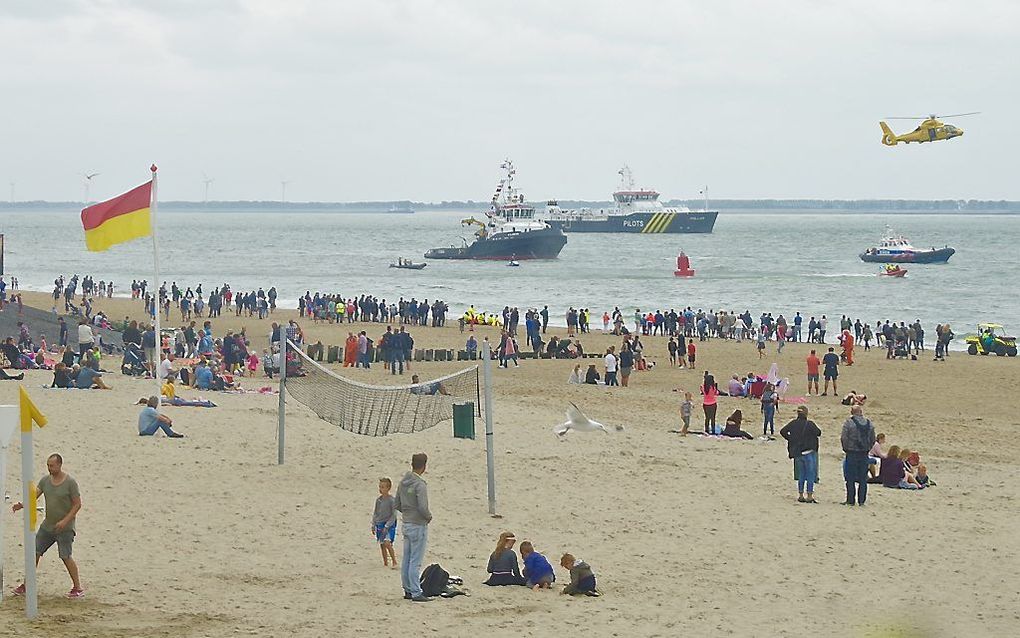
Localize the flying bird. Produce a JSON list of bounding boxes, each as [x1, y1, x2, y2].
[[554, 403, 622, 437]]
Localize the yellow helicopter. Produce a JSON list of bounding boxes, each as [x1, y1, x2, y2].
[[879, 112, 979, 146]]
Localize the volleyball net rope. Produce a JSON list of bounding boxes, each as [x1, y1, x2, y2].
[[283, 341, 481, 436]]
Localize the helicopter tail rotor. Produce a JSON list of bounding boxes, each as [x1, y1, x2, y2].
[[879, 122, 898, 146]]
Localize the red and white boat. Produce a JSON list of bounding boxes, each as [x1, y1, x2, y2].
[[879, 265, 907, 277]]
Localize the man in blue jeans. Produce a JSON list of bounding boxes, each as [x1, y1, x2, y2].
[[394, 452, 432, 601], [840, 406, 876, 506], [138, 396, 185, 438]]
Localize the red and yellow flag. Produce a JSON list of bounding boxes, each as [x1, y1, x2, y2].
[[81, 180, 153, 252]]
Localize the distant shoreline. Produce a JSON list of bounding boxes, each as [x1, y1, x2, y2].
[[3, 199, 1020, 213]]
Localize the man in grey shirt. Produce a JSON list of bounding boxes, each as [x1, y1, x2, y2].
[[394, 452, 432, 601], [11, 453, 84, 598], [840, 406, 877, 506]]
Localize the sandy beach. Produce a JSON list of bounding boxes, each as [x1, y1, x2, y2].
[[1, 290, 1019, 638]]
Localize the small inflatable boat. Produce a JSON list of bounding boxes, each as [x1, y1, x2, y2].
[[390, 260, 427, 270], [879, 265, 907, 277]]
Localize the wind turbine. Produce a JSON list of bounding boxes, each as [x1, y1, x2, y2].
[[281, 179, 290, 206], [82, 171, 100, 207], [202, 172, 214, 203]]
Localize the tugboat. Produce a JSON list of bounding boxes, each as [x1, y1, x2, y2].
[[860, 228, 955, 264], [425, 160, 567, 260], [542, 166, 718, 234]]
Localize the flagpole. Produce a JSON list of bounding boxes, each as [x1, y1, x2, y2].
[[150, 165, 162, 405]]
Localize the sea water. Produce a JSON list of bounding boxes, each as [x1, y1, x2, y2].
[[2, 209, 1017, 341]]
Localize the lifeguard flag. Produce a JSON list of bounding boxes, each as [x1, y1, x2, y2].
[[81, 180, 153, 252]]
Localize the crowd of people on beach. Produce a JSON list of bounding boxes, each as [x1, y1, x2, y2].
[[0, 275, 959, 603]]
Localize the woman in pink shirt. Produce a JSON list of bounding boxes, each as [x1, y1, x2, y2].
[[701, 372, 719, 434]]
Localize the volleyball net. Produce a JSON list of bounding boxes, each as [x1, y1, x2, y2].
[[283, 341, 481, 436]]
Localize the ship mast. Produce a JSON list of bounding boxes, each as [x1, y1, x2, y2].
[[618, 165, 635, 191]]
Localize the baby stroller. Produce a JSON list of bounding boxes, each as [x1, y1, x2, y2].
[[121, 343, 147, 376]]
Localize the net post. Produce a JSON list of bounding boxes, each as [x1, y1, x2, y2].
[[482, 340, 497, 516], [278, 336, 287, 465]]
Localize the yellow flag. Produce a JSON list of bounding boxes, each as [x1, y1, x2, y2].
[[28, 483, 37, 531], [19, 387, 46, 531], [19, 386, 46, 432]]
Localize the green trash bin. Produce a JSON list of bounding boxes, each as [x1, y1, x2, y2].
[[453, 402, 475, 440]]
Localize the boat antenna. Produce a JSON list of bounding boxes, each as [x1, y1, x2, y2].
[[699, 185, 709, 212], [618, 165, 634, 191]]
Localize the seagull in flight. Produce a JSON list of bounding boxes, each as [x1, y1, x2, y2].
[[554, 403, 623, 437]]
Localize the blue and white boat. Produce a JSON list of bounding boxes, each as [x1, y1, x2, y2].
[[542, 166, 718, 234], [859, 228, 955, 264]]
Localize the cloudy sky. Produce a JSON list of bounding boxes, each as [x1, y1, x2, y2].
[[2, 0, 1016, 202]]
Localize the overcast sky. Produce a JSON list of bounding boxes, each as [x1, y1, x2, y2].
[[2, 1, 1016, 202]]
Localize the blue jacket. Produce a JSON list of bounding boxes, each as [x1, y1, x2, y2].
[[522, 552, 555, 583]]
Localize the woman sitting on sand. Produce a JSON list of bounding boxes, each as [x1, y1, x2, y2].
[[584, 364, 601, 385], [51, 362, 73, 388], [722, 409, 754, 439], [879, 445, 923, 490], [484, 532, 527, 586], [728, 375, 745, 397], [568, 364, 582, 384]]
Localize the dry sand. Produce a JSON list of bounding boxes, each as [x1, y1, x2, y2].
[[1, 291, 1019, 637]]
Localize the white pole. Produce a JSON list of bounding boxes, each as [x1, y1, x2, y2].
[[150, 166, 162, 404], [0, 441, 5, 603], [278, 336, 287, 465], [0, 405, 15, 605], [20, 420, 36, 618], [481, 340, 496, 516]]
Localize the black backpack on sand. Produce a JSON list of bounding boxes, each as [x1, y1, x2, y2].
[[420, 564, 467, 598]]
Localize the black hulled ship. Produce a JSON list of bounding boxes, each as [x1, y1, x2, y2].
[[425, 160, 567, 260]]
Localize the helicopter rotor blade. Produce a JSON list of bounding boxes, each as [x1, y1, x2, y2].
[[884, 117, 925, 120], [939, 112, 980, 118]]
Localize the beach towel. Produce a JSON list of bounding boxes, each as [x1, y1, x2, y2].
[[167, 397, 217, 408]]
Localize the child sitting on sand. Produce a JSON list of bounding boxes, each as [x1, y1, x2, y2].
[[560, 553, 599, 596], [915, 463, 935, 487], [520, 541, 555, 590], [868, 433, 886, 478], [371, 478, 398, 568], [161, 376, 176, 400]]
